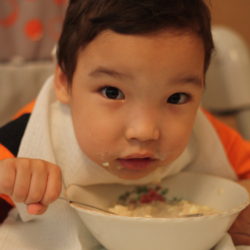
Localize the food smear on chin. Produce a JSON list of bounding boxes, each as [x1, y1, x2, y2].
[[102, 162, 110, 168], [109, 185, 218, 218]]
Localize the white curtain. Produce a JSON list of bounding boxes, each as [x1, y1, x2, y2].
[[0, 0, 67, 61]]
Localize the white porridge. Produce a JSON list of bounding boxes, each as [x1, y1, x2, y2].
[[109, 185, 218, 218]]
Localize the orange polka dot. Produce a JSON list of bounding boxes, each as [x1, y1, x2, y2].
[[0, 0, 18, 27], [54, 0, 67, 5], [24, 19, 44, 41]]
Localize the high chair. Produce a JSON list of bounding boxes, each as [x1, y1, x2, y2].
[[0, 60, 53, 126], [202, 26, 250, 140]]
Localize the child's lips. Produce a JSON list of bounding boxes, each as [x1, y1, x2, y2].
[[117, 157, 156, 170]]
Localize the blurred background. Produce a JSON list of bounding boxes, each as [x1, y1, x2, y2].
[[204, 0, 250, 139], [0, 0, 249, 139], [0, 0, 67, 125]]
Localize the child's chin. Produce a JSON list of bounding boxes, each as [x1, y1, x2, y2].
[[108, 165, 158, 180]]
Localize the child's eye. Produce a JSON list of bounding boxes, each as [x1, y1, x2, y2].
[[101, 86, 125, 100], [167, 93, 190, 104]]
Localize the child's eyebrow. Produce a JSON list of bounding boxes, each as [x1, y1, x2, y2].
[[89, 66, 132, 80], [89, 67, 203, 87], [171, 75, 203, 87]]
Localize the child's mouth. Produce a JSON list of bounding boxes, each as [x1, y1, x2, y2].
[[117, 158, 155, 170]]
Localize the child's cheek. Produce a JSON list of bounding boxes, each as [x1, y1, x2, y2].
[[74, 123, 114, 164]]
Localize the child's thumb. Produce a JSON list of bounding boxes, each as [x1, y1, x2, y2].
[[27, 203, 48, 215]]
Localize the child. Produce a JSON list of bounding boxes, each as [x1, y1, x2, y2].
[[0, 0, 250, 249]]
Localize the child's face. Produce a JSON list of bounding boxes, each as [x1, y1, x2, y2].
[[55, 29, 205, 180]]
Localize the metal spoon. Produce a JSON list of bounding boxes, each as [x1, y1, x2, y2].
[[59, 197, 117, 215], [59, 197, 204, 218], [181, 213, 203, 217]]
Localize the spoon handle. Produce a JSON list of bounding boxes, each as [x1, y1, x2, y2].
[[58, 197, 116, 215]]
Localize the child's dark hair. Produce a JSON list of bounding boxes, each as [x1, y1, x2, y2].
[[57, 0, 214, 84]]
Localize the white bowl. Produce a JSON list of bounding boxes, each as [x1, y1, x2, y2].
[[68, 172, 249, 250]]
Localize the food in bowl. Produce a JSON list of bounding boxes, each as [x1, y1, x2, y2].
[[69, 172, 250, 250], [108, 185, 218, 218]]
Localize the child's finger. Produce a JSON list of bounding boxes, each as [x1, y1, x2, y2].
[[41, 163, 62, 206], [0, 159, 16, 195], [12, 159, 32, 202], [27, 203, 48, 215], [229, 205, 250, 245], [229, 206, 250, 233], [25, 160, 48, 204], [230, 232, 250, 246]]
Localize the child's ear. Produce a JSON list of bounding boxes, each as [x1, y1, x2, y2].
[[54, 65, 71, 104]]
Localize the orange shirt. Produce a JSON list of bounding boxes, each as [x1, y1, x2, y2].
[[205, 112, 250, 180]]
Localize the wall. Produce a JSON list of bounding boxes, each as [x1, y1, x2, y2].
[[206, 0, 250, 47]]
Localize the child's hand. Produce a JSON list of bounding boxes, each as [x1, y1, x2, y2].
[[229, 179, 250, 245], [229, 204, 250, 245], [0, 158, 62, 215]]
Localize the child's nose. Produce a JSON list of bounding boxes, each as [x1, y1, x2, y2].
[[125, 112, 160, 142]]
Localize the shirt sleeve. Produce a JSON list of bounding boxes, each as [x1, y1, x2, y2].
[[0, 101, 34, 222], [205, 111, 250, 180], [0, 144, 15, 223]]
